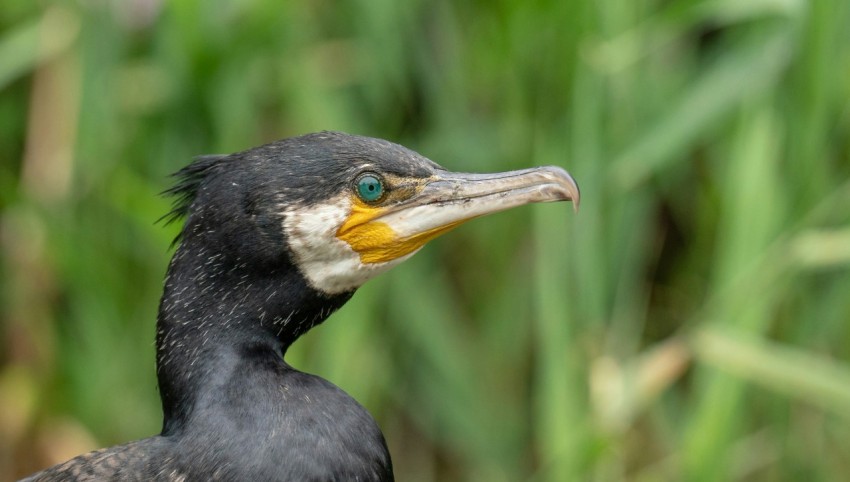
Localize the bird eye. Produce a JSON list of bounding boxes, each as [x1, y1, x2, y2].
[[355, 173, 385, 203]]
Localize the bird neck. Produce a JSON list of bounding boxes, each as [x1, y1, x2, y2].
[[154, 239, 353, 434]]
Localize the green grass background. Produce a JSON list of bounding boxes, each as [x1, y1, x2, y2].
[[2, 0, 850, 480]]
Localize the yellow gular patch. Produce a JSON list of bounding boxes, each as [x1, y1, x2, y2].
[[336, 197, 462, 264]]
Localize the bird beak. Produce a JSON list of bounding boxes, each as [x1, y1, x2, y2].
[[337, 166, 580, 264]]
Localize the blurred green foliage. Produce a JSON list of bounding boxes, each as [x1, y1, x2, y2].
[[2, 0, 850, 480]]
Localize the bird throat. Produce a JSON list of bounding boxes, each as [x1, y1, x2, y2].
[[154, 240, 353, 433]]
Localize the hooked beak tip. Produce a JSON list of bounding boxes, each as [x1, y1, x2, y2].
[[537, 165, 580, 213]]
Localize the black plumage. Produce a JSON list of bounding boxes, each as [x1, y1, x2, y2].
[[23, 131, 579, 481]]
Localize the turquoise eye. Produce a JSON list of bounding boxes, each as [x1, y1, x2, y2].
[[356, 174, 384, 202]]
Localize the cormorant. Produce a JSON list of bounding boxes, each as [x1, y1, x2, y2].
[[23, 131, 579, 481]]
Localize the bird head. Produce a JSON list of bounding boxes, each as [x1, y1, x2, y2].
[[165, 131, 579, 296]]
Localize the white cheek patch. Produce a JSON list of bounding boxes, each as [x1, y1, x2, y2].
[[282, 195, 412, 295]]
